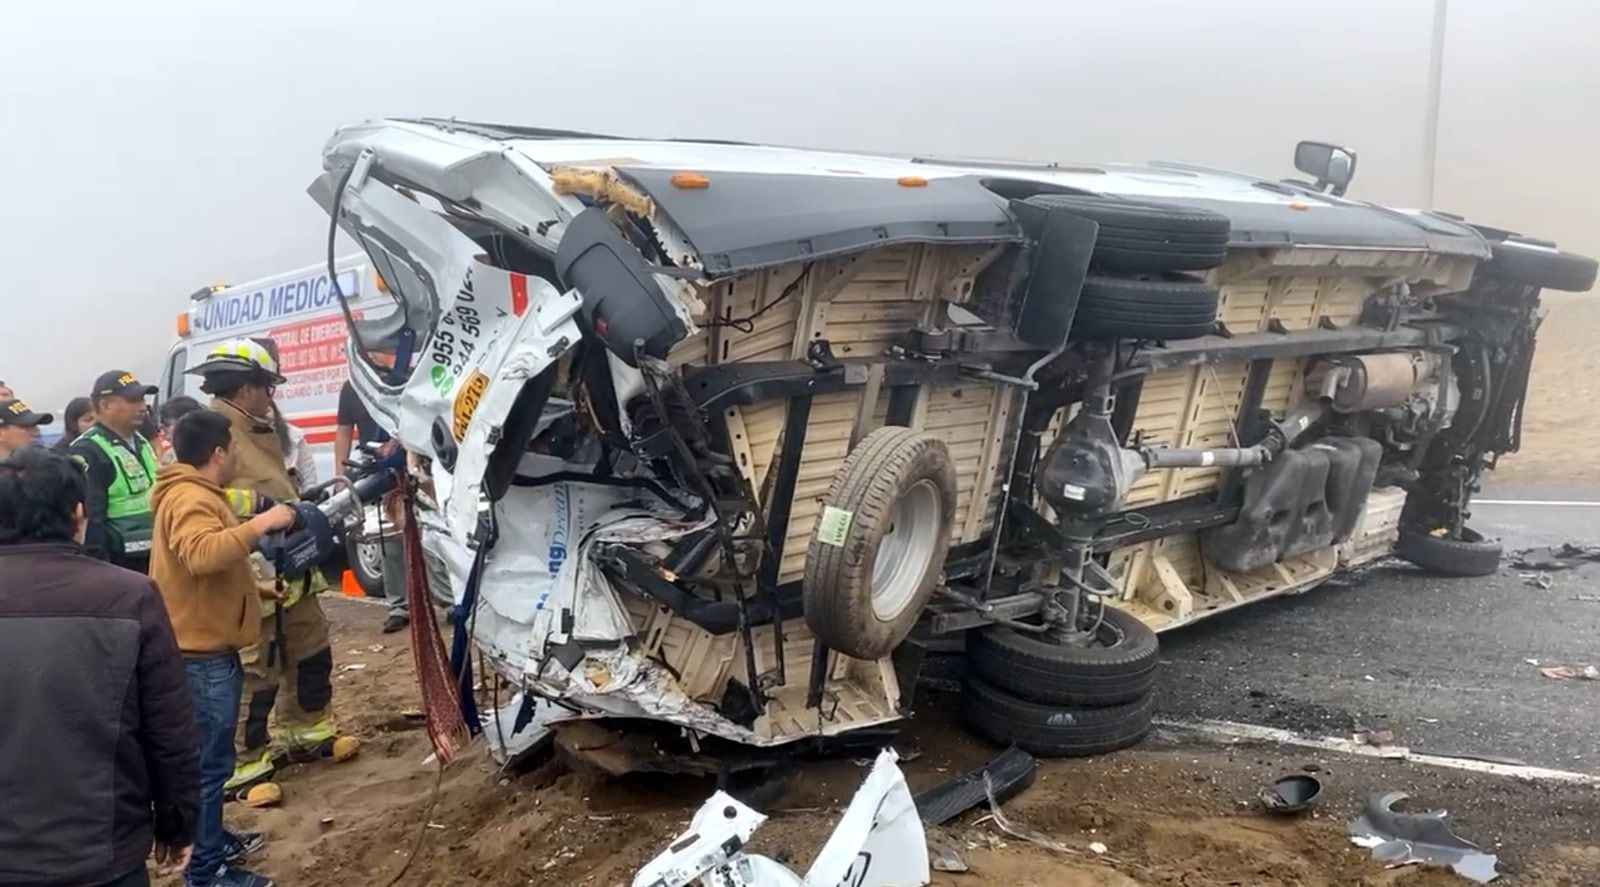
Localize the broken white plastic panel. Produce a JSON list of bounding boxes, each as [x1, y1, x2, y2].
[[481, 692, 565, 766], [633, 749, 930, 887]]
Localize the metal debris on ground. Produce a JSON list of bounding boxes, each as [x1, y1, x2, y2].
[[1538, 664, 1600, 681], [1519, 571, 1554, 589], [929, 847, 968, 873], [1258, 774, 1323, 815], [1348, 791, 1500, 883], [1509, 543, 1600, 572], [982, 772, 1079, 856], [632, 749, 930, 887]]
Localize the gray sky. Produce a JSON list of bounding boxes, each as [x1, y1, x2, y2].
[[2, 0, 1594, 415]]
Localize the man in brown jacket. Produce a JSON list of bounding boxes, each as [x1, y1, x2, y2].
[[150, 410, 295, 887], [0, 448, 197, 887]]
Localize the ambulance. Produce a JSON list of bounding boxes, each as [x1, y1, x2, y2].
[[158, 256, 396, 591]]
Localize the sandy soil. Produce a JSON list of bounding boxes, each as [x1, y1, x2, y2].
[[1488, 293, 1600, 487], [212, 597, 1600, 887]]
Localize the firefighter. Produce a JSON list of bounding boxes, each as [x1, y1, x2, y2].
[[69, 371, 161, 573], [185, 339, 358, 803]]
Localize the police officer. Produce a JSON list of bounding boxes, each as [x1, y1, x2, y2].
[[0, 398, 52, 460], [70, 371, 161, 573], [186, 339, 358, 804]]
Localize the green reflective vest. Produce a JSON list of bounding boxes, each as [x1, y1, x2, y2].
[[80, 427, 160, 558]]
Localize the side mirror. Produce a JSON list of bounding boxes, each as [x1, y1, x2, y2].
[[1294, 141, 1357, 196]]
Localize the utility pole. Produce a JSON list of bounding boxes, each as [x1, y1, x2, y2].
[[1421, 0, 1448, 208]]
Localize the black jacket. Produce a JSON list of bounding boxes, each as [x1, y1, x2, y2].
[[0, 542, 198, 886]]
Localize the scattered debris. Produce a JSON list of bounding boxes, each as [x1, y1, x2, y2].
[[633, 749, 930, 886], [912, 746, 1037, 826], [1351, 729, 1395, 747], [1572, 594, 1600, 604], [368, 643, 386, 653], [1538, 664, 1599, 681], [1349, 791, 1500, 883], [1510, 542, 1600, 572], [339, 662, 368, 672], [1088, 842, 1109, 855], [982, 772, 1078, 856], [1524, 659, 1541, 666], [1519, 571, 1554, 590], [1417, 717, 1440, 724], [1412, 750, 1530, 767], [929, 847, 968, 873], [1363, 675, 1376, 682], [1258, 774, 1323, 815]]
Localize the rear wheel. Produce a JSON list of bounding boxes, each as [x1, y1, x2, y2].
[[346, 535, 386, 597], [969, 606, 1159, 707], [1395, 525, 1502, 577], [1483, 240, 1598, 293], [961, 675, 1154, 758]]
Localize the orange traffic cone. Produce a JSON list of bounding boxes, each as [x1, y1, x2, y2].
[[341, 570, 364, 598]]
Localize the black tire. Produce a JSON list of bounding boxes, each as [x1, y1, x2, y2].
[[804, 428, 957, 661], [346, 534, 386, 597], [961, 675, 1153, 758], [1073, 273, 1220, 341], [1484, 240, 1598, 293], [969, 606, 1159, 707], [1019, 194, 1231, 272], [1395, 525, 1502, 577]]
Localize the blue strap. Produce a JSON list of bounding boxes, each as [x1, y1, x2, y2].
[[449, 541, 488, 736]]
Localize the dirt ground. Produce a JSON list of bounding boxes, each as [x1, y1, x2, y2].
[[219, 597, 1600, 887], [1488, 293, 1600, 487]]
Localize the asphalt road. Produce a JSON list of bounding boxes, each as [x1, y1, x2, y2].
[[1156, 494, 1600, 772]]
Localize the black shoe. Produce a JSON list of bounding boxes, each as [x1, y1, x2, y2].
[[382, 613, 410, 633], [225, 830, 265, 864]]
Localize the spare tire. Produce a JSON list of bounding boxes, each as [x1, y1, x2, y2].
[[1483, 240, 1598, 293], [804, 428, 957, 660], [961, 675, 1153, 758], [969, 606, 1159, 707], [1073, 273, 1220, 341], [1018, 194, 1231, 273], [1395, 524, 1502, 578]]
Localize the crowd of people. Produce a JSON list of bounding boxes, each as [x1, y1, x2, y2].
[[0, 338, 371, 887]]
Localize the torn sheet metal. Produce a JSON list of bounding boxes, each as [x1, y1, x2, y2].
[[1348, 791, 1500, 882], [633, 749, 930, 887]]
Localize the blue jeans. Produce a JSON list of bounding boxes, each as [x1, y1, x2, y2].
[[182, 652, 243, 886]]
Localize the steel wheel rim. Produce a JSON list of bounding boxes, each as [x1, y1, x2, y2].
[[870, 479, 941, 620], [356, 538, 384, 580]]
